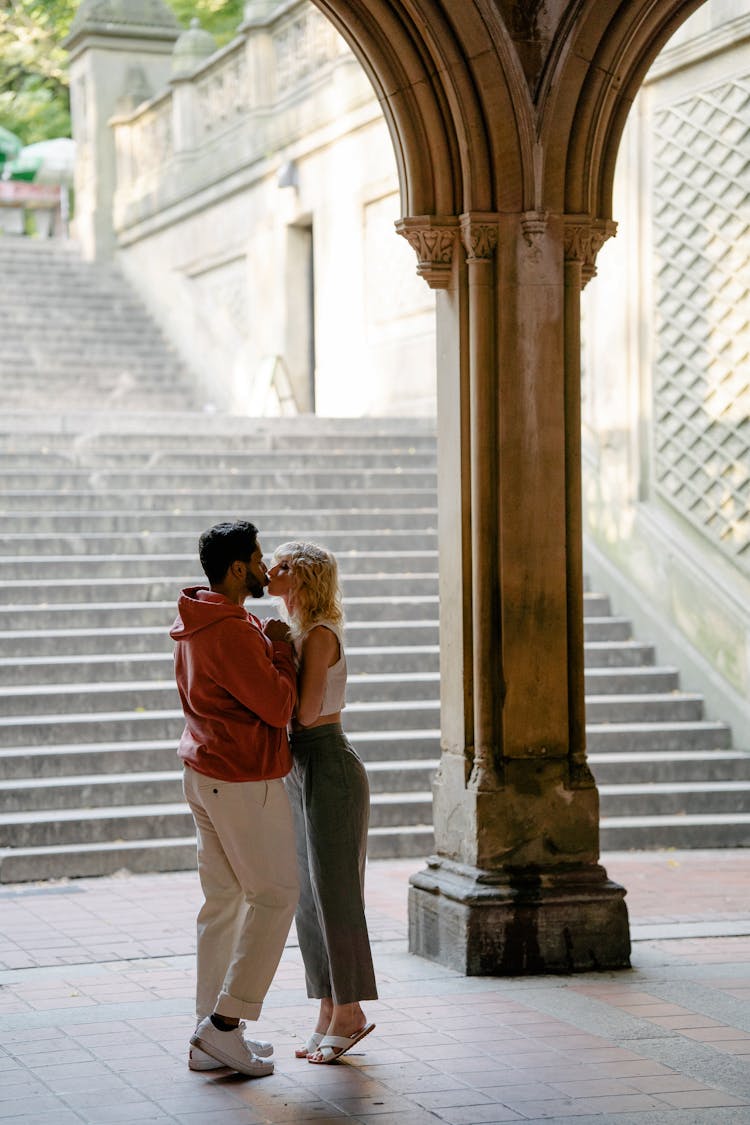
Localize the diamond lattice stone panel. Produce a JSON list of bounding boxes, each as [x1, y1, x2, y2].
[[652, 77, 750, 568]]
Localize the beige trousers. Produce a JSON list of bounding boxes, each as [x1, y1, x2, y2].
[[183, 765, 299, 1022]]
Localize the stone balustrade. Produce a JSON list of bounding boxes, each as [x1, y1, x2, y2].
[[111, 4, 360, 235]]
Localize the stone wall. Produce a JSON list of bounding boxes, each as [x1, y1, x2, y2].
[[581, 1, 750, 736]]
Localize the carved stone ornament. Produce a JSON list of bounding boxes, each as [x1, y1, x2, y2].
[[563, 217, 617, 288], [459, 213, 499, 262], [395, 216, 459, 289], [521, 210, 548, 259]]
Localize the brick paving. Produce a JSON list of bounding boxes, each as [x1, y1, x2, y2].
[[0, 850, 749, 1124]]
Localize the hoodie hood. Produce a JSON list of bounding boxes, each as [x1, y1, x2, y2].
[[170, 586, 249, 640]]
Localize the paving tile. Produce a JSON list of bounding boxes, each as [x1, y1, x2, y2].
[[550, 1079, 643, 1097], [656, 1091, 750, 1108], [328, 1093, 420, 1114], [168, 1112, 262, 1125], [680, 1026, 750, 1042], [626, 1075, 715, 1093], [571, 1094, 665, 1113], [422, 1105, 523, 1123], [648, 1015, 722, 1029], [357, 1113, 475, 1125], [0, 1096, 72, 1119], [712, 1041, 750, 1055], [467, 1082, 557, 1102]]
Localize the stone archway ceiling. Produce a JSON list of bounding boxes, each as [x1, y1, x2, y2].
[[311, 0, 707, 218]]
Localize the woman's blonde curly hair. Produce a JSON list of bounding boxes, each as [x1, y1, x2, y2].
[[271, 541, 343, 639]]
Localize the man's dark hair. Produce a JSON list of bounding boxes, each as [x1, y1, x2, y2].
[[199, 521, 259, 585]]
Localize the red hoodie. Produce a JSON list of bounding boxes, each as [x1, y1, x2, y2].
[[170, 587, 296, 782]]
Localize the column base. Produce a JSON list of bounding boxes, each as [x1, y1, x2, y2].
[[409, 856, 631, 974]]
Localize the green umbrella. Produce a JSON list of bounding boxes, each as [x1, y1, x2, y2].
[[0, 126, 23, 165], [5, 138, 76, 184]]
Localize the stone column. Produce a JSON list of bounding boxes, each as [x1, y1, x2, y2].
[[64, 0, 180, 260], [402, 210, 631, 975]]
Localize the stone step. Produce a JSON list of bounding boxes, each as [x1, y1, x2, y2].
[[583, 641, 655, 667], [0, 354, 183, 371], [0, 620, 441, 657], [0, 790, 433, 848], [0, 683, 705, 722], [0, 549, 439, 581], [0, 573, 439, 604], [0, 508, 439, 533], [0, 446, 436, 470], [0, 432, 437, 456], [0, 645, 442, 686], [0, 487, 436, 511], [0, 411, 436, 440], [584, 693, 704, 723], [598, 780, 750, 816], [1, 330, 176, 345], [583, 617, 632, 641], [0, 701, 441, 747], [0, 596, 438, 629], [599, 813, 750, 849], [0, 529, 440, 554], [6, 775, 748, 828], [1, 393, 189, 412], [583, 666, 678, 693], [587, 720, 732, 752], [0, 731, 440, 780], [2, 646, 674, 689], [0, 824, 435, 882], [0, 468, 438, 491], [0, 672, 443, 716], [0, 756, 438, 811], [589, 749, 750, 784]]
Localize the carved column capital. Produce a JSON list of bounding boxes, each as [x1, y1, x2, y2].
[[459, 212, 499, 262], [563, 216, 617, 288], [521, 210, 548, 260], [395, 215, 459, 289]]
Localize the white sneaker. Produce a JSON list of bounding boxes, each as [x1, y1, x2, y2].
[[190, 1016, 274, 1077], [188, 1026, 274, 1070], [189, 1044, 224, 1071]]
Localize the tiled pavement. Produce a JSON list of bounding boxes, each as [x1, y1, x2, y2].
[[1, 851, 749, 1124]]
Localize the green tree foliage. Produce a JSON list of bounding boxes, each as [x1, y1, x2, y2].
[[170, 0, 245, 45], [0, 0, 76, 144], [0, 0, 245, 146]]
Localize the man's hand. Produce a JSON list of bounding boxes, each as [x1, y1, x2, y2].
[[263, 618, 293, 644]]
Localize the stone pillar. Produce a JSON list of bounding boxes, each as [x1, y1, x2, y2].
[[64, 0, 180, 260], [403, 210, 631, 975]]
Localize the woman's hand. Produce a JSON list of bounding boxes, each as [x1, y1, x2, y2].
[[263, 618, 293, 644]]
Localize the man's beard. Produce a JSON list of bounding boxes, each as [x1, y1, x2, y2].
[[246, 576, 266, 600]]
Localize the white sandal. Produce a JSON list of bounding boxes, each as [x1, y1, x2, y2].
[[307, 1023, 375, 1064], [294, 1030, 323, 1059]]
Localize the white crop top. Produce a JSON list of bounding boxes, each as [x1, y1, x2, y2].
[[296, 620, 347, 716]]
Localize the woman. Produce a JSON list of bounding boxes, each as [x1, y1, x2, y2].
[[267, 541, 377, 1064]]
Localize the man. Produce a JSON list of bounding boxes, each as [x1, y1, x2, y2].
[[171, 520, 299, 1077]]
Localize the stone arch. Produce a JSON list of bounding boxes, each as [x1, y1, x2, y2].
[[545, 0, 706, 217], [306, 0, 715, 976], [312, 0, 535, 214], [313, 2, 708, 219]]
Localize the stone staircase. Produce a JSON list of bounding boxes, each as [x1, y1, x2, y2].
[[0, 239, 198, 411], [0, 239, 748, 882], [0, 410, 748, 882]]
